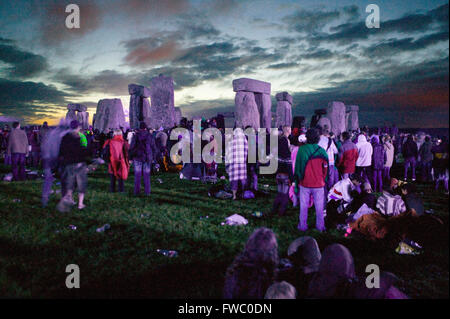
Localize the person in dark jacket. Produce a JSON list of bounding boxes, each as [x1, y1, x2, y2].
[[419, 136, 433, 182], [402, 135, 418, 181], [58, 120, 89, 210], [371, 135, 386, 192], [272, 126, 293, 216], [337, 131, 358, 179], [129, 122, 157, 196], [400, 183, 424, 216], [223, 228, 279, 299], [431, 138, 448, 194]]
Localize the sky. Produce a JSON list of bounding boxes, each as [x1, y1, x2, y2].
[[0, 0, 448, 128]]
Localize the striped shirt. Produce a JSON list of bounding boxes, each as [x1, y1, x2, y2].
[[376, 191, 407, 216]]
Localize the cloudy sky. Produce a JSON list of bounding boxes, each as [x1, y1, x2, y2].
[[0, 0, 448, 127]]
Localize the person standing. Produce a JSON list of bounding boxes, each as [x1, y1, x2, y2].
[[293, 128, 329, 232], [382, 135, 394, 183], [402, 135, 418, 181], [371, 136, 386, 193], [129, 122, 157, 196], [337, 131, 358, 180], [355, 134, 373, 184], [272, 126, 293, 216], [103, 129, 130, 193], [419, 136, 433, 182], [318, 128, 338, 190], [7, 121, 29, 181], [58, 120, 89, 210], [226, 127, 248, 200]]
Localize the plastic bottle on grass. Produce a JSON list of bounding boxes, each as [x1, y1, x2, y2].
[[157, 249, 178, 257], [96, 224, 111, 233]]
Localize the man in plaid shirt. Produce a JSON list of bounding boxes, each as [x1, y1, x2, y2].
[[226, 128, 248, 200]]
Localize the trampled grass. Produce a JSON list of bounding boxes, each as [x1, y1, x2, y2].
[[0, 163, 448, 298]]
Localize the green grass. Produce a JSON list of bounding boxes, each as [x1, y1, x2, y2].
[[0, 163, 448, 298]]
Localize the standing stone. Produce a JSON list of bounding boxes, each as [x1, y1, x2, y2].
[[346, 105, 359, 131], [128, 84, 151, 129], [275, 92, 293, 128], [254, 93, 272, 130], [235, 91, 260, 130], [76, 111, 89, 130], [317, 117, 331, 132], [326, 101, 347, 136], [67, 103, 87, 112], [174, 107, 182, 126], [233, 78, 271, 130], [93, 99, 126, 133], [65, 109, 77, 123], [149, 74, 176, 129]]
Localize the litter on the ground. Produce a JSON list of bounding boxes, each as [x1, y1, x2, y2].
[[68, 225, 77, 230], [13, 198, 21, 203], [252, 211, 263, 218], [157, 249, 178, 257], [96, 224, 111, 233], [221, 214, 248, 226]]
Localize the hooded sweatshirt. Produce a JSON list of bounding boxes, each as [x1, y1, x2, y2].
[[356, 135, 373, 167]]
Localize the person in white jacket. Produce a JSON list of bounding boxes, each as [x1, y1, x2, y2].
[[355, 134, 373, 183], [383, 135, 395, 182]]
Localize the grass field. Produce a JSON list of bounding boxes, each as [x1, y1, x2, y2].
[[0, 163, 448, 299]]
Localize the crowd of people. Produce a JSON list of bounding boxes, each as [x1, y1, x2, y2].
[[1, 118, 448, 298]]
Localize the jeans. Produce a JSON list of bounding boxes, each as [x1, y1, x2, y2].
[[272, 174, 290, 216], [355, 166, 370, 183], [4, 153, 11, 165], [372, 169, 383, 192], [404, 157, 417, 180], [134, 161, 151, 195], [383, 166, 391, 182], [326, 165, 338, 189], [247, 163, 258, 191], [41, 158, 57, 206], [11, 153, 26, 181], [110, 174, 124, 193], [421, 161, 432, 182], [32, 151, 40, 167], [298, 186, 325, 232]]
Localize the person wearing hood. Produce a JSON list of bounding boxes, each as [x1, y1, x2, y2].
[[355, 134, 373, 184], [103, 129, 130, 193], [129, 122, 157, 196], [382, 135, 395, 182], [402, 135, 418, 181], [7, 121, 29, 181], [371, 135, 386, 193]]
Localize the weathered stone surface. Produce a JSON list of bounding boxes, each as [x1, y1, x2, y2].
[[174, 107, 182, 126], [276, 100, 292, 128], [327, 101, 347, 136], [275, 92, 293, 105], [235, 91, 260, 130], [67, 103, 87, 112], [346, 105, 359, 131], [233, 78, 271, 94], [317, 117, 331, 131], [149, 74, 176, 129], [254, 93, 272, 130], [128, 84, 150, 97], [65, 109, 77, 123], [93, 99, 126, 133], [76, 111, 89, 130]]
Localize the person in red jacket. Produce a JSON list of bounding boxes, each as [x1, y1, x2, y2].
[[337, 131, 358, 180], [103, 129, 130, 193], [293, 128, 329, 232]]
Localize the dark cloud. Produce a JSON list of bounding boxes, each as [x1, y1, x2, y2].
[[267, 62, 299, 69], [0, 38, 48, 78], [0, 78, 67, 122], [32, 0, 103, 47], [364, 31, 449, 57]]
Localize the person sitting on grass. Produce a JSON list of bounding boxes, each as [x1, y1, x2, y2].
[[400, 183, 424, 216], [325, 174, 363, 229], [223, 227, 279, 299]]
